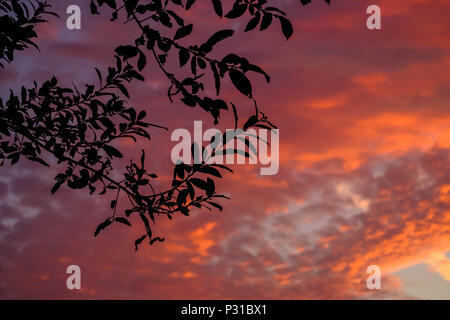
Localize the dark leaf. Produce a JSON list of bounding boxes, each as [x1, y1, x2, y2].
[[94, 218, 112, 237], [90, 0, 99, 14], [117, 83, 129, 98], [265, 7, 286, 16], [247, 64, 270, 82], [51, 182, 62, 194], [207, 201, 223, 211], [150, 237, 165, 245], [115, 45, 139, 60], [244, 115, 258, 129], [210, 62, 220, 95], [115, 217, 132, 226], [198, 166, 222, 178], [278, 16, 293, 40], [137, 51, 146, 71], [225, 3, 247, 19], [206, 29, 234, 48], [229, 69, 252, 98], [260, 13, 273, 31], [211, 0, 222, 17], [174, 24, 193, 40], [245, 12, 260, 32], [125, 0, 139, 16], [166, 9, 184, 26], [197, 58, 206, 69], [104, 145, 124, 158], [179, 48, 190, 67], [190, 178, 207, 190], [177, 189, 188, 207], [186, 0, 196, 10], [134, 235, 147, 251], [206, 177, 215, 197], [140, 212, 152, 238]]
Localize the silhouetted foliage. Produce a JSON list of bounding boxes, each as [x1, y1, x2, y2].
[[0, 0, 331, 250], [0, 0, 57, 68]]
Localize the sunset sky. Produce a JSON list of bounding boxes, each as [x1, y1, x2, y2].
[[0, 0, 449, 299]]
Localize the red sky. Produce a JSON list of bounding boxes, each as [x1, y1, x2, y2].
[[0, 0, 449, 299]]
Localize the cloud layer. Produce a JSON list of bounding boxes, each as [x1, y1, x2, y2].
[[0, 0, 449, 299]]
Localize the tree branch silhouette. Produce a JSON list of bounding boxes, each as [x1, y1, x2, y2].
[[0, 0, 332, 250], [0, 0, 58, 68]]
